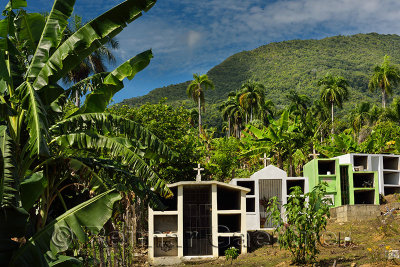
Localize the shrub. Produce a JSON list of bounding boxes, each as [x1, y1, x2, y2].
[[225, 247, 239, 265], [266, 184, 331, 264]]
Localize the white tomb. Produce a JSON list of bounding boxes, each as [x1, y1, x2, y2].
[[148, 181, 250, 265], [230, 165, 309, 230], [336, 153, 400, 196]]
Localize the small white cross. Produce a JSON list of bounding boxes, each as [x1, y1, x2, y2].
[[194, 163, 204, 182], [308, 147, 319, 159], [260, 153, 271, 168]]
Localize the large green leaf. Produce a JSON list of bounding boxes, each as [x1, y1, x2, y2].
[[9, 190, 121, 267], [26, 0, 76, 81], [20, 171, 47, 210], [32, 0, 156, 91], [52, 132, 171, 197], [76, 50, 153, 113], [19, 81, 49, 156], [0, 50, 11, 94], [0, 125, 17, 207], [50, 113, 174, 161], [14, 12, 45, 52], [4, 0, 27, 12]]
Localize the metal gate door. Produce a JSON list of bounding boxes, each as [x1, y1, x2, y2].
[[259, 179, 282, 228], [183, 186, 212, 256]]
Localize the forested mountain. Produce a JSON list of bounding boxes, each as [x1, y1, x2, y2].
[[121, 33, 400, 127]]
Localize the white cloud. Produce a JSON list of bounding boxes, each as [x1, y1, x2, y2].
[[38, 0, 400, 97], [187, 31, 202, 48], [29, 0, 400, 79]]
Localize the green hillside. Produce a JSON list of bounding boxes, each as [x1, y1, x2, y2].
[[121, 33, 400, 125]]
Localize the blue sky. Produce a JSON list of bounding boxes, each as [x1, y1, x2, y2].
[[26, 0, 400, 103]]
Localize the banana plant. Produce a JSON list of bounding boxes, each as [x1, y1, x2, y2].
[[0, 0, 173, 265], [242, 110, 306, 175]]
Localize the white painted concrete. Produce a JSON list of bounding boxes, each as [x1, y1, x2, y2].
[[230, 165, 308, 231], [336, 153, 400, 196], [148, 181, 249, 265]]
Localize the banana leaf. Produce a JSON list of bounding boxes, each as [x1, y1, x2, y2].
[[32, 0, 156, 91], [0, 125, 17, 207], [4, 0, 27, 12], [14, 11, 45, 52], [20, 171, 47, 210], [52, 132, 172, 197], [76, 50, 153, 114], [50, 112, 174, 161], [26, 0, 76, 81], [9, 190, 121, 267], [19, 81, 50, 157]]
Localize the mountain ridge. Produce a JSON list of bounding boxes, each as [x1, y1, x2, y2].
[[121, 33, 400, 112]]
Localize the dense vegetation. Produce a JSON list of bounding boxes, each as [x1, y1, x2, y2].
[[112, 52, 400, 182], [122, 33, 400, 129], [3, 0, 400, 265], [0, 0, 172, 266]]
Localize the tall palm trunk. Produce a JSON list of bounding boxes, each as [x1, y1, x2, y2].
[[198, 96, 201, 137], [250, 106, 253, 121], [331, 101, 334, 139], [228, 116, 231, 137], [382, 89, 386, 108]]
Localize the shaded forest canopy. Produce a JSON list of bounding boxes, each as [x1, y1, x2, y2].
[[120, 33, 400, 127]]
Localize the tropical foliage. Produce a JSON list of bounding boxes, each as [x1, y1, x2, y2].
[[0, 0, 173, 266]]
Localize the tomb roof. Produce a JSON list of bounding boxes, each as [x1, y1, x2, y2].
[[167, 180, 250, 192]]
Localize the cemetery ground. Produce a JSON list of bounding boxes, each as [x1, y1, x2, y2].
[[149, 195, 400, 267]]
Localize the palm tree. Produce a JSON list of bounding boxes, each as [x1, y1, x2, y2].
[[369, 55, 400, 108], [237, 80, 265, 122], [319, 74, 349, 136], [287, 90, 311, 124], [62, 15, 119, 107], [219, 91, 238, 137], [186, 73, 215, 136], [260, 99, 275, 127], [349, 102, 372, 140]]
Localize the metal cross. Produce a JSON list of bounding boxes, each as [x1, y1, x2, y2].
[[194, 163, 204, 182], [260, 153, 271, 168]]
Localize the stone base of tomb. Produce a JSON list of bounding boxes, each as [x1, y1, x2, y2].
[[330, 204, 380, 222]]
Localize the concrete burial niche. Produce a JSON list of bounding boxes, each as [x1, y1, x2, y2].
[[336, 153, 400, 196], [148, 181, 249, 265], [230, 165, 309, 230], [304, 158, 379, 207]]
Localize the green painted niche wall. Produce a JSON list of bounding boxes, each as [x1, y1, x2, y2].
[[304, 159, 379, 207]]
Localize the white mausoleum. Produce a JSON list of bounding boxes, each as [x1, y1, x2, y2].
[[230, 165, 309, 230], [148, 181, 249, 265]]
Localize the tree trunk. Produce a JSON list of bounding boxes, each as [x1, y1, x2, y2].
[[331, 101, 334, 140], [250, 106, 253, 122], [289, 156, 293, 177], [382, 89, 386, 108], [277, 155, 283, 169], [227, 116, 231, 137], [198, 96, 201, 137], [75, 90, 80, 107], [245, 113, 248, 124]]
